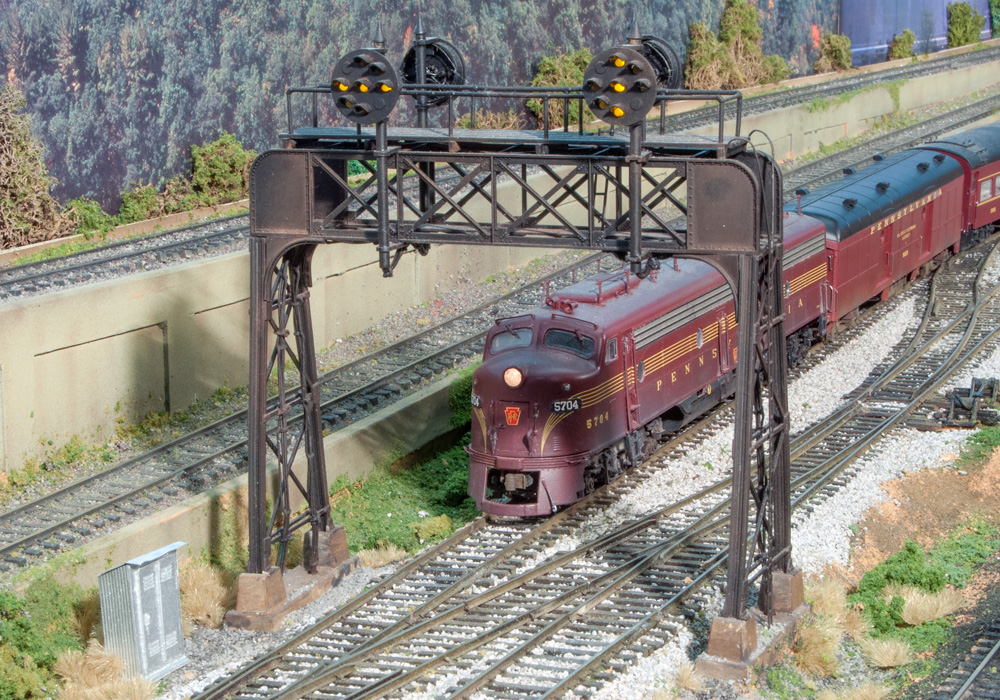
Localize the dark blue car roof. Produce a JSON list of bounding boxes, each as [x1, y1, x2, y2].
[[915, 122, 1000, 170], [785, 148, 962, 241]]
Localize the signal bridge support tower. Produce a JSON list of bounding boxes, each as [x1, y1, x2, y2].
[[237, 17, 801, 669]]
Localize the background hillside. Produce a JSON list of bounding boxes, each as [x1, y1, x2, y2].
[[0, 0, 836, 210]]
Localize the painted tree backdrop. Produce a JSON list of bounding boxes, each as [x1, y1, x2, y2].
[[0, 0, 837, 209]]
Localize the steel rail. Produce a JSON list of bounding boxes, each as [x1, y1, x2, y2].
[[196, 236, 1000, 700], [0, 253, 610, 563]]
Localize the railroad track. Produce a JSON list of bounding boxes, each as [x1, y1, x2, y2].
[[1, 101, 992, 574], [650, 44, 1000, 135], [0, 214, 249, 301], [1, 46, 996, 302], [0, 253, 615, 571], [189, 238, 1000, 700], [930, 620, 1000, 699]]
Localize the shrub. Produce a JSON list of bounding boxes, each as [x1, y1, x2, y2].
[[449, 365, 478, 428], [527, 48, 594, 127], [813, 33, 852, 73], [888, 28, 916, 59], [0, 84, 68, 249], [63, 197, 113, 240], [684, 0, 790, 89], [189, 132, 255, 204], [160, 132, 256, 213], [947, 1, 987, 47], [116, 184, 161, 225]]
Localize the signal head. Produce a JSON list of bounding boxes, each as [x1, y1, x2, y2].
[[583, 46, 657, 127], [331, 49, 401, 124]]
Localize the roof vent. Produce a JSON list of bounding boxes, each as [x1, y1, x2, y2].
[[917, 162, 929, 172], [934, 154, 946, 163], [876, 182, 891, 194], [842, 198, 857, 210], [872, 153, 885, 161], [794, 187, 809, 197], [842, 167, 855, 176]]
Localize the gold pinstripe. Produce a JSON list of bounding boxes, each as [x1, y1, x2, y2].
[[788, 263, 826, 295], [535, 263, 828, 454]]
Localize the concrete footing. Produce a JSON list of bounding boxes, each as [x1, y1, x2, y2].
[[224, 525, 359, 632], [697, 569, 809, 680]]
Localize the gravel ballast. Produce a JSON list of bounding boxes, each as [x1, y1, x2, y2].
[[156, 268, 981, 700]]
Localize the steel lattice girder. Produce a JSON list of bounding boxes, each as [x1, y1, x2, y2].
[[246, 126, 791, 623]]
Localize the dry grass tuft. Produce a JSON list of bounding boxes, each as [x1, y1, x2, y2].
[[793, 615, 842, 676], [844, 681, 892, 700], [673, 660, 705, 693], [900, 587, 965, 626], [55, 640, 155, 700], [816, 690, 840, 700], [73, 590, 102, 644], [808, 577, 848, 623], [651, 688, 677, 700], [860, 637, 912, 668], [180, 560, 235, 631], [843, 606, 871, 642], [358, 543, 408, 568]]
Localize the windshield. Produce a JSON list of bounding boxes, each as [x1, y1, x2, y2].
[[543, 328, 595, 359], [490, 327, 533, 354]]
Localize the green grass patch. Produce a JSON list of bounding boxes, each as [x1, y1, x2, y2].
[[927, 516, 1000, 587], [959, 424, 1000, 466], [328, 436, 479, 553], [0, 575, 89, 698], [847, 518, 1000, 651], [449, 365, 478, 428]]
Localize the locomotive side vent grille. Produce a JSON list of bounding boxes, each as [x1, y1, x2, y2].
[[635, 285, 731, 349], [782, 234, 825, 267]]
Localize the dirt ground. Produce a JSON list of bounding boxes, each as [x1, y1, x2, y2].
[[832, 435, 1000, 697]]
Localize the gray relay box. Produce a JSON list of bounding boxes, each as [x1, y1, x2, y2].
[[98, 541, 189, 680]]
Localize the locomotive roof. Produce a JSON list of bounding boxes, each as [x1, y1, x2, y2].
[[786, 148, 962, 242], [915, 122, 1000, 169], [543, 259, 726, 334]]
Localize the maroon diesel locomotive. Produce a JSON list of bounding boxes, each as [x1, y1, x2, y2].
[[468, 123, 1000, 517]]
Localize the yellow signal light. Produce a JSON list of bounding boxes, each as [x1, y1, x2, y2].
[[333, 79, 349, 91], [355, 81, 370, 93], [377, 81, 393, 93], [610, 54, 626, 68], [611, 105, 625, 118], [611, 80, 626, 93]]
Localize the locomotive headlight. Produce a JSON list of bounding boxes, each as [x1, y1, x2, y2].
[[503, 367, 524, 388]]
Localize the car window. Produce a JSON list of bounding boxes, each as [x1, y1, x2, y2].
[[980, 179, 992, 202], [490, 327, 532, 353], [544, 329, 595, 359]]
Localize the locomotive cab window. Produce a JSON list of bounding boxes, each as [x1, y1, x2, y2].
[[981, 179, 993, 202], [606, 338, 618, 361], [490, 327, 533, 354], [543, 329, 595, 359]]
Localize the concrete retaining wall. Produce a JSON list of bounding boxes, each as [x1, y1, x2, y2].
[[1, 57, 998, 474], [46, 375, 455, 586], [0, 242, 541, 473]]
